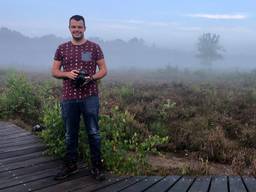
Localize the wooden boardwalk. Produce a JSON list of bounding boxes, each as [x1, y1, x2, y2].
[[1, 121, 256, 192]]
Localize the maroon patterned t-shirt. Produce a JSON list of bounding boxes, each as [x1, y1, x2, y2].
[[54, 40, 104, 100]]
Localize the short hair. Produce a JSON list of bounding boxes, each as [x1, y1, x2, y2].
[[69, 15, 85, 27]]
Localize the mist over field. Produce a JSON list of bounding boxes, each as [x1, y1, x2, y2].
[[0, 27, 255, 74], [1, 13, 256, 176]]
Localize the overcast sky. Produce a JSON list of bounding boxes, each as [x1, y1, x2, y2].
[[0, 0, 255, 51]]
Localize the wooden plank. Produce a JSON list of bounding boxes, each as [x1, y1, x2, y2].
[[0, 143, 45, 154], [3, 123, 28, 131], [0, 121, 10, 126], [0, 142, 44, 153], [35, 176, 95, 192], [0, 145, 45, 159], [71, 176, 130, 192], [0, 125, 27, 132], [229, 176, 247, 192], [0, 125, 14, 128], [209, 176, 228, 192], [0, 160, 61, 179], [0, 160, 86, 185], [0, 156, 55, 172], [188, 176, 211, 192], [0, 139, 40, 149], [0, 124, 31, 136], [0, 130, 25, 136], [0, 166, 59, 189], [145, 176, 181, 192], [95, 176, 147, 192], [0, 128, 26, 135], [0, 124, 27, 131], [2, 168, 91, 192], [35, 172, 115, 192], [0, 151, 44, 164], [0, 135, 39, 145], [0, 124, 20, 130], [120, 176, 162, 192], [167, 176, 195, 192], [242, 176, 256, 192], [0, 132, 32, 140]]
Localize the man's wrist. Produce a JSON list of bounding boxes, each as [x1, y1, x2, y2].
[[90, 75, 95, 81]]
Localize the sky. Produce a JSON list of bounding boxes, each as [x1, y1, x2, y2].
[[0, 0, 255, 51]]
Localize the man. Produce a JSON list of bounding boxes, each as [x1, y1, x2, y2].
[[52, 15, 107, 181]]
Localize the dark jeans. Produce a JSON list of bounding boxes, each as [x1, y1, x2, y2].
[[61, 96, 102, 168]]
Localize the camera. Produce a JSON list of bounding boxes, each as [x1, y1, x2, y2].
[[74, 70, 91, 88]]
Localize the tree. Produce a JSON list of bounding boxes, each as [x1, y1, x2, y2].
[[196, 33, 225, 66]]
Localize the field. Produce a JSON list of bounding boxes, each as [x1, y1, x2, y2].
[[1, 67, 256, 175]]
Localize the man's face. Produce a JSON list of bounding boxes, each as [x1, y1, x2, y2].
[[69, 19, 85, 41]]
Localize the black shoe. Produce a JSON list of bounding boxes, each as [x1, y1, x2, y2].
[[54, 163, 79, 180], [91, 168, 106, 181]]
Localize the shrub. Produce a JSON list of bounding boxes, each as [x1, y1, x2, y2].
[[201, 127, 236, 163], [100, 106, 169, 174], [0, 71, 41, 123], [231, 150, 247, 175], [239, 128, 256, 148], [40, 103, 169, 175], [40, 101, 65, 157]]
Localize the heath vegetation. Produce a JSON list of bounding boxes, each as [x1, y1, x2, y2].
[[1, 67, 256, 175]]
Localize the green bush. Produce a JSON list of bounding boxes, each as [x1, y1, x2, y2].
[[40, 101, 65, 157], [40, 103, 168, 175], [0, 71, 41, 123], [100, 107, 169, 174]]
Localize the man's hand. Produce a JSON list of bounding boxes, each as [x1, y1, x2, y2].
[[52, 60, 80, 80], [66, 70, 79, 80], [80, 75, 93, 86]]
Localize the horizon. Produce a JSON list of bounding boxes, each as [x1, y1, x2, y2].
[[0, 25, 255, 72], [0, 0, 255, 52]]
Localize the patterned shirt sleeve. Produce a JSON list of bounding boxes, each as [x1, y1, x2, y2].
[[54, 46, 63, 61], [95, 44, 104, 61]]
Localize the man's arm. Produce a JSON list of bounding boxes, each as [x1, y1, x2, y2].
[[92, 59, 107, 80], [51, 60, 78, 80]]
